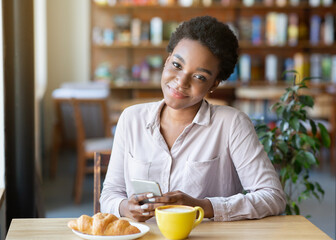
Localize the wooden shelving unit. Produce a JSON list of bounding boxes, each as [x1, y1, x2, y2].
[[90, 0, 336, 103]]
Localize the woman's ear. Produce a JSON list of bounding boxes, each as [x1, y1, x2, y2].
[[209, 79, 221, 93]]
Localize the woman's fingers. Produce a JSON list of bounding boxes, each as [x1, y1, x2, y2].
[[140, 203, 165, 212], [130, 192, 155, 204], [127, 191, 194, 221], [128, 193, 162, 221], [153, 191, 183, 204]]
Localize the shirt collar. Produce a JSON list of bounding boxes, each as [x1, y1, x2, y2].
[[146, 99, 211, 129], [146, 99, 165, 129], [193, 99, 211, 126]]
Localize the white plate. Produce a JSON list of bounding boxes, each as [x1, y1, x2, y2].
[[71, 222, 150, 240]]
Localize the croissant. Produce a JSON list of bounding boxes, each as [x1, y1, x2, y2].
[[68, 212, 141, 236]]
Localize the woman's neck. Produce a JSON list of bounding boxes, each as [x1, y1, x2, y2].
[[161, 101, 202, 126]]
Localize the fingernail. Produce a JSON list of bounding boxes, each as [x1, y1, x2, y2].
[[146, 193, 154, 198], [142, 212, 149, 216], [148, 198, 155, 202], [141, 204, 149, 210]]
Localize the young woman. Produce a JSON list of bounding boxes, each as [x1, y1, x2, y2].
[[100, 16, 286, 222]]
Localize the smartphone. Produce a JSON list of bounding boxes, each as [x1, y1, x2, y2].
[[130, 179, 162, 203]]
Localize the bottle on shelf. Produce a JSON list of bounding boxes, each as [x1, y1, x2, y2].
[[150, 17, 163, 46], [239, 54, 251, 84], [265, 54, 278, 84], [131, 18, 141, 46]]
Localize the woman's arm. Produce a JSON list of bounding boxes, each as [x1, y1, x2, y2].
[[207, 111, 286, 221], [100, 111, 128, 216], [100, 109, 159, 221]]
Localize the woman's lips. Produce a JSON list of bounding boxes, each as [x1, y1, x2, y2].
[[168, 85, 188, 99]]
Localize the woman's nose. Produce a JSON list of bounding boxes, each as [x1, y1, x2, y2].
[[176, 72, 190, 89]]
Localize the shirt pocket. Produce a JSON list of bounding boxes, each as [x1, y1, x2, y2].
[[182, 156, 220, 198], [127, 152, 151, 180]]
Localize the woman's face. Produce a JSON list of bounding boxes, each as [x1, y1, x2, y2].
[[161, 38, 220, 111]]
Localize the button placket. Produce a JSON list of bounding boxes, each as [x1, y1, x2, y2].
[[161, 155, 172, 193]]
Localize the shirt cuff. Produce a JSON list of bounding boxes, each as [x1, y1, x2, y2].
[[206, 197, 230, 221], [101, 197, 126, 217]]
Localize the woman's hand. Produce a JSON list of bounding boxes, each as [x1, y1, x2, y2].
[[120, 190, 214, 221], [119, 193, 164, 222]]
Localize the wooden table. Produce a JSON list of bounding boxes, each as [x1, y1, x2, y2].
[[5, 215, 331, 240]]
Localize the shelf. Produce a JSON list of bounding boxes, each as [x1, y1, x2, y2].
[[239, 42, 305, 51], [95, 3, 235, 10], [110, 82, 161, 89], [95, 2, 336, 12], [94, 41, 336, 51], [93, 42, 168, 49], [235, 3, 308, 11]]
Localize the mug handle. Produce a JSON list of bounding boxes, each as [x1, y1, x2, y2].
[[192, 206, 204, 229]]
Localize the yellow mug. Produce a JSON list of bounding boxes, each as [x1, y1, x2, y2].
[[155, 205, 204, 240]]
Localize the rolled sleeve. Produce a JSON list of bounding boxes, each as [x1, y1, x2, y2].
[[207, 197, 230, 221]]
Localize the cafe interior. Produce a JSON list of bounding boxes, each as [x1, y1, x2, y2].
[[1, 0, 336, 239]]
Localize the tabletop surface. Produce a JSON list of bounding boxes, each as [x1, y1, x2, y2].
[[6, 215, 332, 240]]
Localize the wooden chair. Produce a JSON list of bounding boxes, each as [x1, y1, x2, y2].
[[50, 97, 77, 179], [72, 97, 113, 204], [94, 152, 111, 214], [50, 84, 117, 180]]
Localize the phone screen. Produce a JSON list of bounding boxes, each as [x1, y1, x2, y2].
[[130, 179, 162, 198]]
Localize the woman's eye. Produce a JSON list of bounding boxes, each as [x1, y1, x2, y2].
[[172, 62, 182, 69], [194, 74, 207, 82]]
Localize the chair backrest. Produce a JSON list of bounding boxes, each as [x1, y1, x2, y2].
[[94, 151, 111, 214], [52, 97, 77, 147], [52, 87, 111, 145], [72, 97, 111, 143]]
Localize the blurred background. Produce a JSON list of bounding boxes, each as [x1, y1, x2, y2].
[[1, 0, 335, 239]]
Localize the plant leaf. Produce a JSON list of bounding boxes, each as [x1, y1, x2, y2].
[[294, 151, 316, 169], [285, 204, 292, 215], [318, 123, 331, 147], [298, 95, 314, 108], [289, 117, 300, 131], [280, 91, 291, 102], [303, 151, 317, 166], [301, 134, 317, 149], [299, 123, 308, 134], [309, 119, 317, 136], [275, 105, 285, 118], [261, 137, 273, 153], [292, 202, 300, 215], [278, 141, 288, 154], [293, 134, 301, 149], [315, 182, 325, 196], [280, 121, 289, 132]]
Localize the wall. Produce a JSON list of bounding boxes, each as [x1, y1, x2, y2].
[[43, 0, 90, 164], [0, 0, 4, 190], [0, 0, 6, 238]]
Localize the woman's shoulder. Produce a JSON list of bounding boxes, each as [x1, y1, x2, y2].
[[210, 104, 250, 123], [210, 104, 242, 116], [121, 100, 162, 118]]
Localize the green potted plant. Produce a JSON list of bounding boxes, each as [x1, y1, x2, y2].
[[254, 71, 331, 215]]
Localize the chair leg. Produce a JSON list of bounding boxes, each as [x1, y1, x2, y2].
[[50, 124, 61, 179], [74, 153, 85, 204], [330, 133, 336, 175]]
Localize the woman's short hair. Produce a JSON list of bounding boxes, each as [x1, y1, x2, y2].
[[167, 16, 239, 82]]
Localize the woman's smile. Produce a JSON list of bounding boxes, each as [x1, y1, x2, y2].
[[167, 83, 188, 99]]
